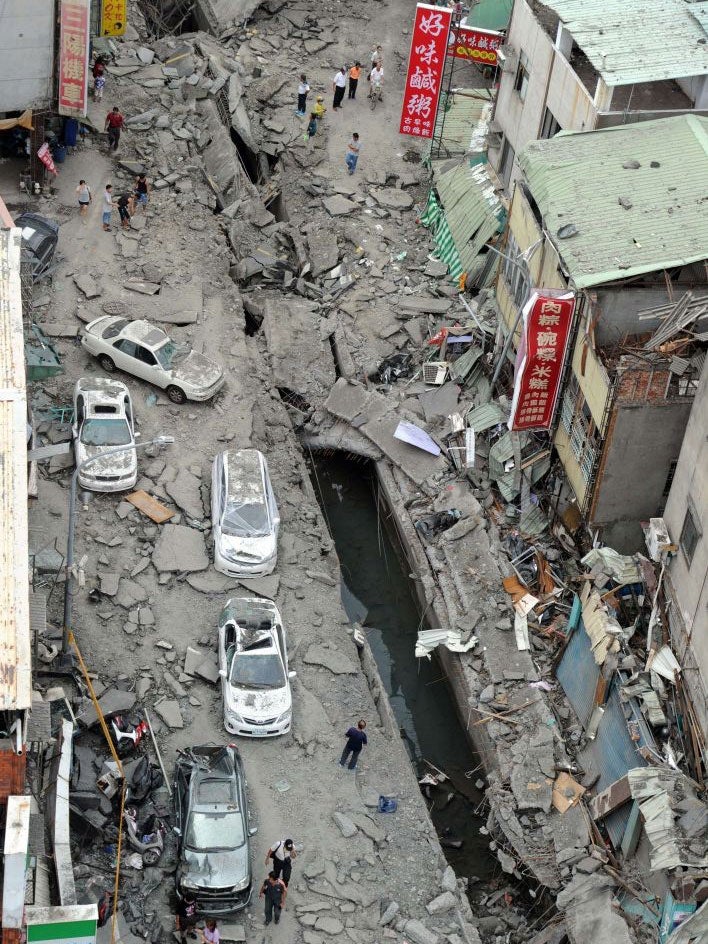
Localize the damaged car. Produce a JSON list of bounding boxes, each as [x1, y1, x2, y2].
[[72, 377, 138, 492], [211, 449, 280, 577], [81, 316, 224, 404], [218, 597, 295, 737], [174, 745, 256, 915]]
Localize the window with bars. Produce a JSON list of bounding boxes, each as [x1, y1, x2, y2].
[[514, 51, 530, 102], [561, 375, 600, 484], [501, 231, 530, 309]]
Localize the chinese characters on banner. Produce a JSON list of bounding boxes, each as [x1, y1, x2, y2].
[[508, 291, 576, 431], [58, 0, 90, 119], [400, 3, 452, 139], [448, 27, 503, 67], [37, 143, 58, 176], [101, 0, 127, 37]]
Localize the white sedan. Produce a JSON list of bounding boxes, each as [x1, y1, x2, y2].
[[72, 377, 138, 492], [81, 316, 224, 404], [218, 597, 295, 737]]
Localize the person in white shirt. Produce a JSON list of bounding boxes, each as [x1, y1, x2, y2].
[[369, 64, 384, 102], [265, 838, 297, 885], [295, 73, 310, 116], [332, 67, 347, 110], [370, 45, 384, 66]]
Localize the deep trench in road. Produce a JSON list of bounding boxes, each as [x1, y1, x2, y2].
[[308, 452, 497, 895]]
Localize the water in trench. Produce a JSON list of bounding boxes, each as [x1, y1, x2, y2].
[[308, 453, 496, 889]]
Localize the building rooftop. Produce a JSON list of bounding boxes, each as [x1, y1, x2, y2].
[[541, 0, 708, 86], [517, 115, 708, 289]]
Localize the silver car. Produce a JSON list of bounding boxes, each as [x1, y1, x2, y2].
[[72, 377, 138, 492], [211, 450, 279, 577]]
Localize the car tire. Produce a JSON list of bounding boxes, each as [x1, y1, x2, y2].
[[166, 385, 187, 404], [99, 354, 116, 372]]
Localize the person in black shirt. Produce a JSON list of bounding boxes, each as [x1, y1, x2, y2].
[[259, 872, 287, 926], [175, 893, 197, 944], [116, 192, 134, 229], [339, 719, 367, 770]]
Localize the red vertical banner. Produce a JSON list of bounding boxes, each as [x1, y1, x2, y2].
[[58, 0, 90, 118], [400, 3, 452, 139], [508, 291, 576, 431]]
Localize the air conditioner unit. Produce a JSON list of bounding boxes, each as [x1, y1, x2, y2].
[[487, 130, 503, 149], [497, 45, 518, 72]]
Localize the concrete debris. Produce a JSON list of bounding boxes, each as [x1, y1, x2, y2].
[[425, 892, 457, 915], [303, 644, 357, 675], [152, 524, 209, 573], [154, 698, 184, 729], [332, 812, 358, 838]]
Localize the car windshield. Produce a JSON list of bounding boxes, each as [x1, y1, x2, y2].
[[80, 418, 132, 447], [229, 652, 285, 689], [185, 809, 245, 851], [155, 340, 188, 369], [222, 501, 270, 538]]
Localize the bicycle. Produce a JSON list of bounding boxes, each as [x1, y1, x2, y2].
[[369, 84, 383, 110]]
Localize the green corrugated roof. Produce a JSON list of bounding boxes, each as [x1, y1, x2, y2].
[[518, 115, 708, 289], [466, 401, 508, 432], [466, 0, 512, 31], [423, 89, 492, 160], [432, 161, 506, 278], [544, 0, 708, 86]]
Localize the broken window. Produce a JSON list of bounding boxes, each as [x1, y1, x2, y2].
[[501, 231, 529, 308], [540, 107, 560, 139], [499, 136, 516, 189], [680, 507, 700, 566], [513, 50, 530, 102]]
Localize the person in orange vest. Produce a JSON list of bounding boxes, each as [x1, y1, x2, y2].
[[348, 62, 361, 100]]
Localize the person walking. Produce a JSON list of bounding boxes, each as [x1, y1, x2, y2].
[[200, 919, 219, 944], [305, 112, 318, 142], [134, 172, 149, 211], [313, 96, 327, 121], [105, 106, 125, 151], [259, 872, 287, 926], [94, 72, 106, 102], [295, 74, 310, 116], [370, 45, 384, 66], [76, 180, 91, 216], [348, 62, 361, 100], [175, 894, 196, 944], [345, 133, 360, 175], [332, 67, 347, 110], [265, 839, 297, 886], [339, 719, 367, 770], [116, 192, 133, 229], [102, 184, 114, 231]]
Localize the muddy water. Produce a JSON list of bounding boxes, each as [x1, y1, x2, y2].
[[309, 453, 495, 887]]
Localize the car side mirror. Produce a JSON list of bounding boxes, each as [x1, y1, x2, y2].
[[288, 671, 297, 679], [173, 826, 181, 836], [135, 431, 141, 438], [218, 669, 227, 678], [248, 826, 258, 836]]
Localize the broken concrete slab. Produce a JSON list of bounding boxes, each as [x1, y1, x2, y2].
[[303, 644, 357, 675], [418, 381, 460, 421], [397, 297, 453, 315], [115, 578, 148, 609], [183, 646, 203, 676], [237, 575, 280, 598], [262, 298, 336, 401], [323, 195, 360, 217], [154, 698, 184, 729], [73, 273, 102, 298], [196, 654, 220, 684], [369, 187, 414, 210], [152, 524, 209, 573], [166, 468, 204, 520], [332, 812, 358, 838], [186, 571, 241, 594], [151, 277, 203, 325], [76, 689, 136, 728]]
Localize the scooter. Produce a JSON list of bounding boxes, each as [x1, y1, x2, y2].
[[110, 713, 148, 757], [123, 807, 166, 866]]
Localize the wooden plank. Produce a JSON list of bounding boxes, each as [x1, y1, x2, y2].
[[126, 489, 174, 524], [589, 774, 631, 820]]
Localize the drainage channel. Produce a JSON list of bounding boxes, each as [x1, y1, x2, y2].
[[308, 452, 496, 894]]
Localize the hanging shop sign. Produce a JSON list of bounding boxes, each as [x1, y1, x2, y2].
[[448, 27, 504, 67], [509, 290, 576, 432], [400, 3, 452, 139], [101, 0, 127, 36], [58, 0, 90, 118], [37, 143, 58, 176]]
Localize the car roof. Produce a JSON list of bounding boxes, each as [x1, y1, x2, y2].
[[75, 377, 131, 414], [120, 319, 170, 348], [223, 449, 267, 505]]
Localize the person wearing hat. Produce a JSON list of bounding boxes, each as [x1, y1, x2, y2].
[[265, 838, 297, 886], [313, 96, 327, 120]]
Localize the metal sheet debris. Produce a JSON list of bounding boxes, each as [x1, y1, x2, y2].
[[415, 628, 478, 659], [393, 422, 441, 456]]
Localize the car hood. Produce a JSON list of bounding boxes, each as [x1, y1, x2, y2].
[[76, 442, 137, 476], [172, 352, 223, 390], [219, 532, 277, 564], [226, 682, 291, 719], [181, 845, 250, 889]]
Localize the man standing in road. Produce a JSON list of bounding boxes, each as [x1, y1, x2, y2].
[[332, 67, 347, 110], [259, 872, 287, 926], [102, 183, 114, 232], [105, 106, 125, 151], [265, 838, 297, 886], [339, 719, 367, 770], [345, 133, 360, 175], [348, 62, 361, 100]]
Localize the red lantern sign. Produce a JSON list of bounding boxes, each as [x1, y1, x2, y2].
[[399, 3, 452, 139], [509, 291, 576, 431]]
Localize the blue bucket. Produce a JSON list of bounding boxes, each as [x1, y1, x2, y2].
[[378, 796, 397, 813], [54, 145, 67, 164]]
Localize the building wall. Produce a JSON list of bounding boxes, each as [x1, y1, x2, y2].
[[591, 399, 694, 551], [663, 360, 708, 739], [0, 1, 55, 113]]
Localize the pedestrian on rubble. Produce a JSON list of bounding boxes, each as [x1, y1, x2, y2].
[[348, 62, 362, 99], [265, 838, 297, 886], [259, 872, 287, 926], [105, 106, 125, 151], [306, 112, 318, 141], [102, 183, 114, 231], [117, 191, 134, 229], [200, 919, 219, 944], [175, 893, 197, 944], [339, 719, 367, 770], [295, 73, 310, 116], [94, 71, 106, 102], [76, 179, 91, 216], [345, 133, 360, 175], [313, 95, 327, 121], [134, 172, 149, 211], [332, 67, 347, 110], [370, 44, 384, 66]]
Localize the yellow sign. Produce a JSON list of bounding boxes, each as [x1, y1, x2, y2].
[[101, 0, 127, 36]]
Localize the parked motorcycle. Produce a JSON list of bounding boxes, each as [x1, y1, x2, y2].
[[110, 713, 148, 757], [123, 806, 166, 866]]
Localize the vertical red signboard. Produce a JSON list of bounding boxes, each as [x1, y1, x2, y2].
[[400, 3, 452, 139], [509, 290, 576, 431], [58, 0, 90, 119]]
